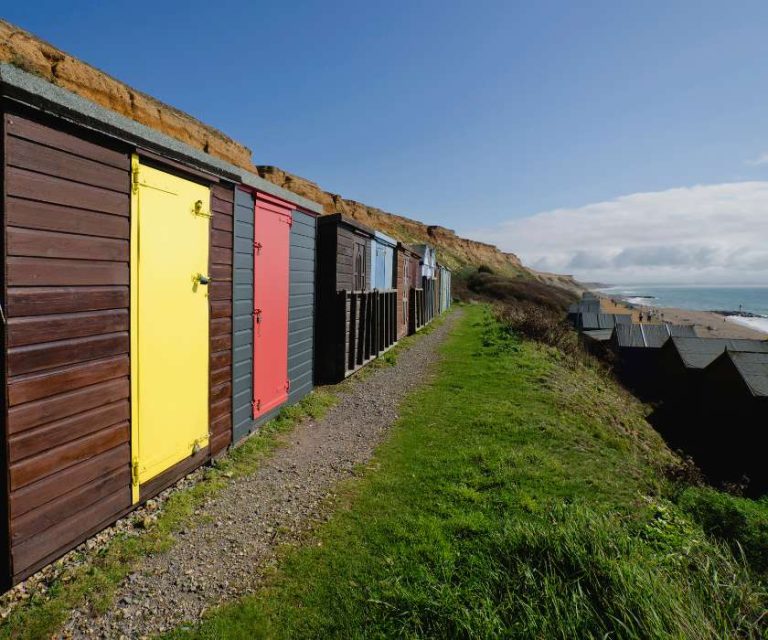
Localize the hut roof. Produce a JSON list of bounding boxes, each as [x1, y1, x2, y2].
[[577, 312, 632, 330], [318, 212, 375, 236], [569, 300, 602, 314], [373, 230, 397, 247], [669, 337, 768, 369], [614, 323, 697, 348], [727, 351, 768, 397]]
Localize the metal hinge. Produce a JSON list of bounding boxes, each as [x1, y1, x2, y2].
[[252, 399, 261, 415], [0, 300, 6, 325], [254, 241, 262, 254], [131, 156, 140, 194], [285, 379, 291, 392], [132, 459, 140, 486]]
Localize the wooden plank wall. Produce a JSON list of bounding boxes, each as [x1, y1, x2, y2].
[[2, 112, 132, 581], [287, 211, 316, 404], [209, 184, 233, 456], [336, 226, 355, 291]]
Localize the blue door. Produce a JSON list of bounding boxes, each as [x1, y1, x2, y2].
[[375, 245, 386, 289]]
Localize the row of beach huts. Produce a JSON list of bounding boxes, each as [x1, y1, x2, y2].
[[570, 293, 768, 493], [0, 64, 450, 589]]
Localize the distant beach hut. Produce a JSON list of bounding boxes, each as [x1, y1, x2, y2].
[[610, 323, 697, 398], [698, 350, 768, 493]]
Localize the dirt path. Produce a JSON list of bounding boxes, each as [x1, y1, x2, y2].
[[63, 310, 461, 638]]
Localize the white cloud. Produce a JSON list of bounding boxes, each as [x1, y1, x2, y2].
[[465, 182, 768, 284], [747, 153, 768, 166]]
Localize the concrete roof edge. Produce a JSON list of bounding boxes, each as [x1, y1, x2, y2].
[[0, 63, 324, 214]]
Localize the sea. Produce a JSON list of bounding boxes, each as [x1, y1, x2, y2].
[[596, 285, 768, 335]]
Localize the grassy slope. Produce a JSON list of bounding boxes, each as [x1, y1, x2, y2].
[[170, 305, 766, 639]]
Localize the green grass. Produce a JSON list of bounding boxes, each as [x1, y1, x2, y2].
[[0, 390, 337, 640], [675, 485, 768, 576], [168, 305, 767, 639]]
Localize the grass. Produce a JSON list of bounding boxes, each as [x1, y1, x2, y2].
[[168, 305, 767, 639], [675, 485, 768, 576], [0, 390, 337, 640]]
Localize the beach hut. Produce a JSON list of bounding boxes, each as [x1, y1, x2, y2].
[[231, 190, 320, 444], [410, 244, 437, 323], [610, 323, 697, 398], [697, 351, 768, 492], [650, 337, 768, 455], [657, 337, 768, 398], [0, 63, 322, 589], [315, 214, 397, 383], [395, 243, 423, 339]]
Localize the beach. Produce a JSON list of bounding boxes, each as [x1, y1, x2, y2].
[[626, 304, 767, 340]]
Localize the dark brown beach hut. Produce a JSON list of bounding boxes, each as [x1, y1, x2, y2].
[[698, 351, 768, 492], [395, 242, 423, 339]]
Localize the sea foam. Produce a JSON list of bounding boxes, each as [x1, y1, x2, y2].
[[726, 315, 768, 335]]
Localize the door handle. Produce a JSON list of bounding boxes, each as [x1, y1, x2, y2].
[[193, 273, 211, 286]]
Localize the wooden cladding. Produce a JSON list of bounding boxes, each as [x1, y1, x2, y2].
[[2, 112, 132, 580], [209, 184, 234, 456]]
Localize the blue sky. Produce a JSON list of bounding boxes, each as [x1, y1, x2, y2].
[[5, 2, 768, 282]]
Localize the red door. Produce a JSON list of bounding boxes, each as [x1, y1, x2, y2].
[[253, 192, 292, 419]]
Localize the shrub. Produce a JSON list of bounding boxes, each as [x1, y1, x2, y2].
[[465, 271, 576, 311]]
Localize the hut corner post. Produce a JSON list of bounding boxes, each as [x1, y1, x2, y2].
[[0, 105, 11, 591]]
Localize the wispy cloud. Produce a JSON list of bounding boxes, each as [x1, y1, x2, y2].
[[746, 153, 768, 166], [465, 182, 768, 284]]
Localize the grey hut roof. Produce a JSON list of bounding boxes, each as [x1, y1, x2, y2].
[[577, 312, 632, 330], [727, 351, 768, 397], [570, 300, 602, 314], [669, 337, 768, 369], [613, 323, 697, 349]]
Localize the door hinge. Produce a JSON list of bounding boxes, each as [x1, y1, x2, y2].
[[253, 308, 263, 324], [286, 379, 291, 392], [131, 156, 140, 194], [254, 241, 262, 254], [252, 399, 261, 415], [132, 459, 140, 486]]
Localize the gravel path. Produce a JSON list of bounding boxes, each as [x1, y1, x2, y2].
[[64, 309, 461, 638]]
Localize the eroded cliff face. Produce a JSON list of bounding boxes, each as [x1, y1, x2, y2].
[[0, 19, 253, 169], [255, 166, 532, 277], [0, 19, 582, 291]]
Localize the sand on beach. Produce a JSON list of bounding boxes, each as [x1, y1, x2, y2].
[[634, 306, 767, 340], [591, 291, 768, 339]]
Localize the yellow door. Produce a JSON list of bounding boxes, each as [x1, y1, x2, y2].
[[130, 156, 210, 502]]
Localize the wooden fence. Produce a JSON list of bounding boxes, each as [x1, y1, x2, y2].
[[409, 287, 425, 334], [337, 289, 398, 379]]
